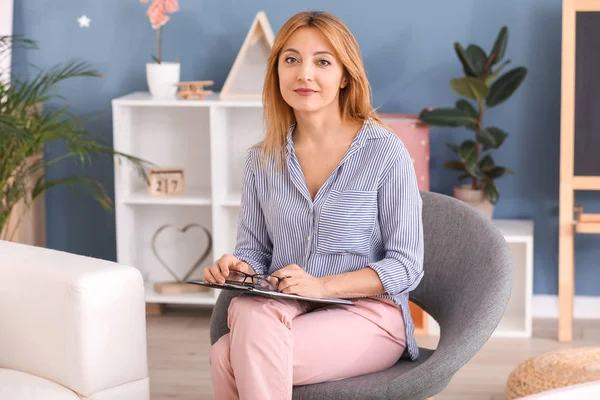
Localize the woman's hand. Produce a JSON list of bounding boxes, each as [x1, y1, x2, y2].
[[203, 254, 255, 284], [272, 264, 329, 298]]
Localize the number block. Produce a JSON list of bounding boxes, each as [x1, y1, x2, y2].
[[148, 168, 185, 196]]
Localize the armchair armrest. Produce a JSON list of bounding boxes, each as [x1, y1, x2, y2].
[[0, 240, 149, 398]]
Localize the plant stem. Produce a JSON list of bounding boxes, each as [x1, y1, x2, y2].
[[0, 212, 9, 240], [473, 106, 483, 190], [4, 206, 28, 242], [473, 142, 480, 190], [156, 27, 161, 63], [0, 142, 16, 174]]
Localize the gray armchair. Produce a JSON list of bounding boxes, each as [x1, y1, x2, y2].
[[209, 191, 514, 399]]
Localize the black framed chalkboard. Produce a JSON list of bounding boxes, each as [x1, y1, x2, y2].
[[574, 12, 600, 176]]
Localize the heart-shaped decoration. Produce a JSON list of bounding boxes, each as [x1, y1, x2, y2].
[[151, 223, 212, 283]]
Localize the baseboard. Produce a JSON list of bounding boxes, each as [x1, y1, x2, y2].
[[426, 295, 600, 337], [532, 295, 600, 319]]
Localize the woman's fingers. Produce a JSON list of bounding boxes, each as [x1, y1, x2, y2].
[[278, 277, 298, 293], [231, 260, 252, 275], [204, 254, 249, 284], [211, 265, 225, 283], [209, 259, 227, 284], [273, 264, 302, 278], [211, 254, 240, 283], [280, 283, 298, 294], [217, 259, 230, 280], [203, 266, 218, 284]]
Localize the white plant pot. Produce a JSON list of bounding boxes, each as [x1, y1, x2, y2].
[[146, 62, 180, 98], [453, 183, 495, 219]]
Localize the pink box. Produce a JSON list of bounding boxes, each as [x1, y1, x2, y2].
[[380, 114, 431, 191]]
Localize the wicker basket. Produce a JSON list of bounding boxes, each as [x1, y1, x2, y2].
[[505, 347, 600, 399]]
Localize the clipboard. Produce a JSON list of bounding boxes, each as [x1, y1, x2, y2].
[[186, 280, 355, 306]]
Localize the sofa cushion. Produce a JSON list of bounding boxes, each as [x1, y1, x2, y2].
[[0, 368, 79, 400]]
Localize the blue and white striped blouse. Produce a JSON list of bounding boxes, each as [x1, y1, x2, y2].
[[232, 118, 425, 361]]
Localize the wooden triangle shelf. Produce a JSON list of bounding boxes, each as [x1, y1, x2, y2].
[[220, 11, 275, 100]]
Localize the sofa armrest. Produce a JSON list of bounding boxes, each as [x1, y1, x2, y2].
[[0, 240, 149, 397]]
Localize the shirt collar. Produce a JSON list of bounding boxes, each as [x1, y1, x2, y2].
[[286, 118, 381, 152]]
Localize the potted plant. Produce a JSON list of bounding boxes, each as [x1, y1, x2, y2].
[[0, 35, 151, 241], [418, 26, 527, 218], [141, 0, 180, 98]]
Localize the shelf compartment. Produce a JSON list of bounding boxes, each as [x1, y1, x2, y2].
[[112, 91, 262, 108], [221, 192, 242, 207], [144, 281, 216, 305], [491, 308, 529, 338], [118, 205, 214, 285], [427, 219, 533, 338], [114, 105, 212, 198], [124, 189, 212, 206], [210, 106, 264, 203]]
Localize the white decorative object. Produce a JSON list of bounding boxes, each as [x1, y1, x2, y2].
[[151, 223, 212, 283], [220, 11, 275, 100], [146, 62, 180, 98], [139, 0, 181, 98], [112, 91, 264, 306], [0, 0, 14, 85], [77, 15, 91, 28], [428, 219, 534, 338], [151, 222, 212, 295]]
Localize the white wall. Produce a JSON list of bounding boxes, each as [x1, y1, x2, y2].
[[0, 0, 14, 84]]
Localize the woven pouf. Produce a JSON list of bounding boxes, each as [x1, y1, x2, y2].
[[505, 347, 600, 399]]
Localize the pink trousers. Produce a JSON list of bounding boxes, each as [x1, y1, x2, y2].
[[209, 294, 407, 400]]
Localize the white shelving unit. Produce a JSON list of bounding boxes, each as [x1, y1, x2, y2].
[[427, 219, 534, 338], [112, 92, 535, 330], [112, 91, 264, 306]]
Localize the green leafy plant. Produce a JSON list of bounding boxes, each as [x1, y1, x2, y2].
[[0, 35, 151, 240], [418, 26, 527, 205]]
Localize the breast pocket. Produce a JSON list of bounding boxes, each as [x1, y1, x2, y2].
[[316, 189, 378, 255]]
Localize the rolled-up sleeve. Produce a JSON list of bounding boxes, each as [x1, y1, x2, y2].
[[367, 144, 424, 296], [231, 151, 273, 275]]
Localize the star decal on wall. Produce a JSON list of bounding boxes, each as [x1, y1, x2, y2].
[[77, 15, 91, 28]]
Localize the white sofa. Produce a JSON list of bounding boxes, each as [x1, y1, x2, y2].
[[521, 381, 600, 399], [0, 240, 150, 400]]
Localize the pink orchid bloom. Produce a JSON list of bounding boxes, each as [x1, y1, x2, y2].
[[164, 0, 179, 13], [147, 1, 164, 17], [150, 12, 169, 29], [142, 0, 178, 29]]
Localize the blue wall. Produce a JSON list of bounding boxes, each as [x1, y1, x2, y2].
[[11, 0, 600, 295]]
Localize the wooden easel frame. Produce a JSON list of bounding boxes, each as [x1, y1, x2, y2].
[[559, 0, 600, 342]]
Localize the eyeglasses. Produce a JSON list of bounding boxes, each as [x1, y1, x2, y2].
[[225, 270, 284, 292]]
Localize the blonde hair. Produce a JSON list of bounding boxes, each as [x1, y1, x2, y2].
[[259, 10, 383, 170]]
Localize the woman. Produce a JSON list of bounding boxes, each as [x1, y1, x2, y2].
[[204, 10, 424, 400]]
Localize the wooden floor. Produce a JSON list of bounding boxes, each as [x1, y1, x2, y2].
[[146, 305, 600, 400]]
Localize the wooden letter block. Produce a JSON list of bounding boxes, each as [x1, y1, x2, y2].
[[153, 281, 210, 295], [148, 168, 185, 196], [146, 303, 164, 314]]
